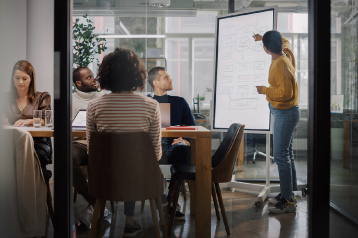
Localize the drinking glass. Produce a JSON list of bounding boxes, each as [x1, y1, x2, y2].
[[45, 110, 53, 127], [33, 110, 42, 128]]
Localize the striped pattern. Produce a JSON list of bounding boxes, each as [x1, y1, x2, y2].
[[86, 93, 162, 160]]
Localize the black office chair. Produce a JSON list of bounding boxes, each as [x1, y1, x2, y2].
[[166, 123, 245, 237], [34, 137, 55, 226], [246, 134, 274, 165]]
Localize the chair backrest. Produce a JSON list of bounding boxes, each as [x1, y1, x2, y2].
[[88, 131, 164, 202], [212, 123, 245, 183]]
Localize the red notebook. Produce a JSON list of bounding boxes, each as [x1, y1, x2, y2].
[[166, 126, 197, 130]]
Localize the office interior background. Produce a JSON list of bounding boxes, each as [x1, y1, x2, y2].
[[0, 0, 358, 237]]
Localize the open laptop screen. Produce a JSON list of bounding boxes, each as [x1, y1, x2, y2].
[[159, 103, 170, 128], [72, 109, 86, 128]]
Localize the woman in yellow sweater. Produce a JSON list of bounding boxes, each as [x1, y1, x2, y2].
[[255, 30, 300, 214]]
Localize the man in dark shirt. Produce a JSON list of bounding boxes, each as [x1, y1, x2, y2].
[[148, 67, 196, 165], [148, 67, 196, 221]]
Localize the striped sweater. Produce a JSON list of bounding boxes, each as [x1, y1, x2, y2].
[[86, 92, 162, 160]]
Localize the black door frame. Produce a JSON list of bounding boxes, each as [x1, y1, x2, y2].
[[308, 1, 331, 237], [54, 0, 73, 237], [52, 0, 333, 237]]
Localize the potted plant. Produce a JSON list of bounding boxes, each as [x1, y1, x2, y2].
[[73, 14, 107, 69], [133, 40, 145, 58], [72, 15, 108, 92]]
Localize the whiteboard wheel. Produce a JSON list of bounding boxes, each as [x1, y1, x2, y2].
[[255, 201, 262, 207]]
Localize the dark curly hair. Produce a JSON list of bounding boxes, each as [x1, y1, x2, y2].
[[262, 30, 283, 54], [73, 67, 88, 87], [96, 48, 146, 92]]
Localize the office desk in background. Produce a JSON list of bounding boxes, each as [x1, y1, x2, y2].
[[25, 126, 212, 238]]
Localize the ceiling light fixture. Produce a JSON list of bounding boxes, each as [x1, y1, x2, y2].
[[97, 34, 166, 39], [148, 0, 171, 7]]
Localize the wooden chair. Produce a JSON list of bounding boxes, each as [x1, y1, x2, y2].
[[166, 123, 245, 237], [140, 179, 188, 214], [87, 131, 167, 238]]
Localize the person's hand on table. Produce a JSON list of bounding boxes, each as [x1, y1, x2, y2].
[[256, 86, 264, 94], [253, 34, 263, 41], [13, 119, 33, 127], [172, 137, 190, 146]]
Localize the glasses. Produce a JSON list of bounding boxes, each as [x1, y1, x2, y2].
[[33, 110, 42, 128], [45, 110, 53, 127]]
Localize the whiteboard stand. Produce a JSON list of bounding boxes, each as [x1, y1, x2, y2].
[[210, 7, 307, 207], [223, 133, 308, 207]]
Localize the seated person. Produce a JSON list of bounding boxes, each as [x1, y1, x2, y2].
[[86, 48, 162, 237], [71, 67, 108, 228], [4, 60, 52, 170], [148, 67, 196, 221]]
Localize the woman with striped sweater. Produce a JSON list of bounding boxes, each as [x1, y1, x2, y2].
[[86, 48, 162, 236]]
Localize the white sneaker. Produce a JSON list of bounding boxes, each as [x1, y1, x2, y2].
[[268, 198, 296, 214], [268, 193, 297, 205], [77, 205, 111, 229], [77, 205, 93, 229]]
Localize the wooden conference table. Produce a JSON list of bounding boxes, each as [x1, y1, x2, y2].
[[26, 126, 212, 238]]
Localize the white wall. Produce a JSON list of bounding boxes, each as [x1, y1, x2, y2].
[[0, 1, 28, 235], [0, 0, 27, 92], [27, 0, 55, 178], [27, 0, 54, 100]]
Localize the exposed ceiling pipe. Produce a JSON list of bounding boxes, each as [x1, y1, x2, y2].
[[229, 0, 235, 13]]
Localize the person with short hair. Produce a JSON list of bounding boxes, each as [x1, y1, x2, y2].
[[147, 66, 196, 221], [254, 30, 300, 214], [71, 67, 109, 228], [86, 48, 162, 237]]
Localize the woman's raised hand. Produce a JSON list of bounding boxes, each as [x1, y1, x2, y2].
[[253, 34, 263, 41]]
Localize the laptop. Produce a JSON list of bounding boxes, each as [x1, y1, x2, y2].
[[159, 103, 170, 128], [72, 109, 87, 130], [72, 105, 170, 129]]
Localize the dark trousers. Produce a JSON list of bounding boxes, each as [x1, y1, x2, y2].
[[165, 143, 191, 193], [34, 137, 52, 170], [72, 143, 88, 193], [72, 143, 135, 216], [166, 143, 191, 165]]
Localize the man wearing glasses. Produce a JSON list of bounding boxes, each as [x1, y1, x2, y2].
[[148, 67, 196, 221]]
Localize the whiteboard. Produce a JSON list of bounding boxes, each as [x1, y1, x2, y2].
[[211, 8, 276, 132]]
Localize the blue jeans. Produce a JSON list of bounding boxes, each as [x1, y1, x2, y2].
[[269, 103, 300, 200]]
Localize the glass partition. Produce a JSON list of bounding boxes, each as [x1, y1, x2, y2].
[[330, 0, 358, 224], [235, 12, 308, 186]]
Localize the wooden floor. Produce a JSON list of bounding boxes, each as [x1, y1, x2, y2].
[[43, 186, 358, 238]]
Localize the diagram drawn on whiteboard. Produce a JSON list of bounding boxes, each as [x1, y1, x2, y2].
[[213, 9, 275, 131]]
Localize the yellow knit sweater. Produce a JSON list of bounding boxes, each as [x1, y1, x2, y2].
[[262, 37, 298, 110]]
